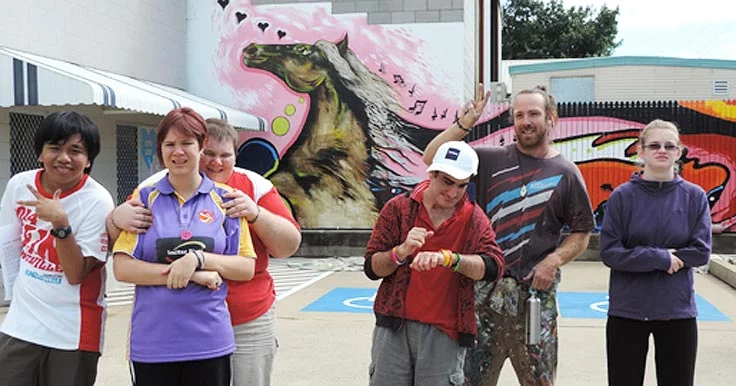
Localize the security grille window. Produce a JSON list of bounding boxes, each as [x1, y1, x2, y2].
[[116, 125, 139, 204], [713, 80, 729, 96], [10, 112, 44, 176], [550, 76, 594, 102]]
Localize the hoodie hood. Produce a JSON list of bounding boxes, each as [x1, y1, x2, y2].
[[630, 172, 683, 195]]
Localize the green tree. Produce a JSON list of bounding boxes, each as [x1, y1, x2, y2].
[[502, 0, 621, 59]]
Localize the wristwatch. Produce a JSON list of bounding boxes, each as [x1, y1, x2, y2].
[[51, 225, 73, 239]]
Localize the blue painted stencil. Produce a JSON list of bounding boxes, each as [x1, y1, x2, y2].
[[302, 288, 376, 313], [302, 288, 730, 321], [558, 291, 730, 321]]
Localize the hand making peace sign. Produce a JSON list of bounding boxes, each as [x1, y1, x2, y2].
[[17, 184, 69, 226], [457, 83, 492, 130]]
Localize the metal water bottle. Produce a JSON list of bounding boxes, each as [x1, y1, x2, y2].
[[525, 290, 541, 345]]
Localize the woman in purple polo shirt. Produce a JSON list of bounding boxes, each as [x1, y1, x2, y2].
[[113, 108, 256, 386]]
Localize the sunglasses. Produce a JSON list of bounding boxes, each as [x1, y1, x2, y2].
[[643, 143, 679, 151]]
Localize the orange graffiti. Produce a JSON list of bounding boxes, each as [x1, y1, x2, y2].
[[680, 100, 736, 122]]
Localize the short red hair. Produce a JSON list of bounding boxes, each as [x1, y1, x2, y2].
[[156, 107, 208, 165]]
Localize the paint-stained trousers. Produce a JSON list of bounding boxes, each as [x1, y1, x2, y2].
[[465, 277, 559, 386]]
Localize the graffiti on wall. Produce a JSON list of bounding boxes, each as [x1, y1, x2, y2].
[[474, 103, 736, 232], [209, 1, 736, 231]]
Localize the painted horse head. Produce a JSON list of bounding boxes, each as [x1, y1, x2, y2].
[[244, 37, 347, 93], [241, 36, 434, 228]]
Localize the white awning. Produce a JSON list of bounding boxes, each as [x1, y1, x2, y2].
[[0, 46, 265, 131]]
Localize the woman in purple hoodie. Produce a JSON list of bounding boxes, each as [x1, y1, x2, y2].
[[600, 119, 711, 386]]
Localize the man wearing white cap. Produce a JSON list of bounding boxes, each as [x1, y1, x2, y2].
[[424, 86, 595, 386], [364, 141, 505, 386]]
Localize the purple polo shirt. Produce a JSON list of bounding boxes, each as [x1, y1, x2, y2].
[[114, 173, 254, 363]]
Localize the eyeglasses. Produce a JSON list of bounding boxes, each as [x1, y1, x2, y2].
[[643, 143, 679, 152]]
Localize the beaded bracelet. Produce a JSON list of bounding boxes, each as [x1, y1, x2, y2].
[[248, 206, 261, 224], [455, 119, 472, 133]]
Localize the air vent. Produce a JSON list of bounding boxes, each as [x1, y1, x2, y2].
[[713, 80, 729, 95]]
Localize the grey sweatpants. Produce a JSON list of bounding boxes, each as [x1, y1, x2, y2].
[[231, 304, 278, 386], [369, 321, 465, 386]]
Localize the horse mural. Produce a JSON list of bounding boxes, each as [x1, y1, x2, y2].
[[242, 35, 437, 228]]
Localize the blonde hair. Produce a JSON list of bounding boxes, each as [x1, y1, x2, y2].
[[640, 119, 681, 145], [205, 118, 239, 152], [639, 119, 682, 173]]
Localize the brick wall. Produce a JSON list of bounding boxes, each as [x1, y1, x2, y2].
[[251, 0, 464, 24]]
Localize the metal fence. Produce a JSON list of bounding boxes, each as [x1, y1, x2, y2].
[[9, 112, 44, 175], [474, 99, 736, 232], [116, 125, 139, 204]]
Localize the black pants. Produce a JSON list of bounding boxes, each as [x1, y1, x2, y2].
[[131, 354, 231, 386], [606, 316, 697, 386]]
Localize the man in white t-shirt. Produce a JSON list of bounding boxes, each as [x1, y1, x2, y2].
[[0, 111, 114, 386]]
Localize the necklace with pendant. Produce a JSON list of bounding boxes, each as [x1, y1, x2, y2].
[[517, 146, 550, 198]]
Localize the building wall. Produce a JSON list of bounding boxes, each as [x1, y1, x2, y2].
[[512, 65, 736, 101], [0, 0, 187, 88], [0, 106, 164, 205], [187, 0, 469, 228], [251, 0, 464, 24]]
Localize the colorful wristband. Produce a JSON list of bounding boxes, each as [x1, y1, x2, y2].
[[391, 247, 405, 266], [194, 249, 205, 270], [440, 249, 453, 267], [451, 253, 462, 272]]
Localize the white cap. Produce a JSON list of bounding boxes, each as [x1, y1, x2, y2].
[[426, 141, 479, 180]]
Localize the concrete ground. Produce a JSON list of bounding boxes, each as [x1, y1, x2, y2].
[[2, 261, 736, 385]]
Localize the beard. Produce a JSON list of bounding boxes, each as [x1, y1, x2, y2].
[[515, 124, 549, 151]]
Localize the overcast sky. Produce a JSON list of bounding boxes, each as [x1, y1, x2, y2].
[[557, 0, 736, 60]]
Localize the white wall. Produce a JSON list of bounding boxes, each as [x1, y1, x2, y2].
[[512, 65, 736, 101], [0, 0, 187, 88]]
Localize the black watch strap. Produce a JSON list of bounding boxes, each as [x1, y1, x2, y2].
[[51, 225, 73, 239]]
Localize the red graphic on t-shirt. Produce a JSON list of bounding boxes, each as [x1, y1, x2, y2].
[[17, 206, 62, 273], [199, 210, 215, 224], [100, 233, 109, 253]]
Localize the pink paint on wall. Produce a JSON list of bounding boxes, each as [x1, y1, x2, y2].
[[211, 1, 463, 156]]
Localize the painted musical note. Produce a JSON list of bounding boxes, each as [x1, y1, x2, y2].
[[408, 84, 416, 97], [431, 108, 438, 120], [440, 108, 448, 119], [393, 74, 405, 87], [378, 63, 385, 73], [408, 100, 427, 115]]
